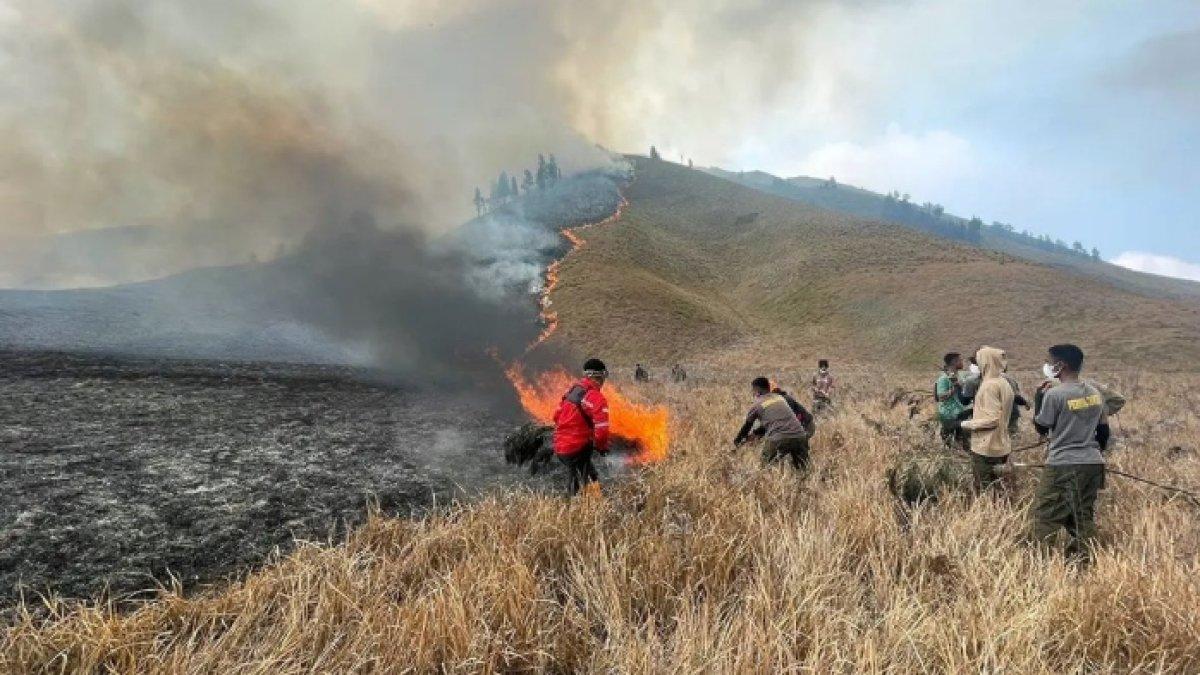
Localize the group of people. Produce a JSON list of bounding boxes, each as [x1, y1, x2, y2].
[[730, 360, 835, 470], [548, 359, 836, 496], [633, 363, 689, 383], [938, 343, 1111, 559], [549, 346, 1109, 560]]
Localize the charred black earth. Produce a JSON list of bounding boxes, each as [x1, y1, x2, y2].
[[0, 350, 554, 609]]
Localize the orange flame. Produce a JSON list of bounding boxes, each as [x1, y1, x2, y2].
[[504, 362, 670, 464], [528, 196, 629, 351]]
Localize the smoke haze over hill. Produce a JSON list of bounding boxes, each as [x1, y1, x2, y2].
[[4, 0, 1198, 283], [0, 0, 621, 286]]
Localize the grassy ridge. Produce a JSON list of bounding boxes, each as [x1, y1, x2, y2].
[[4, 371, 1199, 672], [705, 166, 1200, 303], [552, 158, 1200, 370]]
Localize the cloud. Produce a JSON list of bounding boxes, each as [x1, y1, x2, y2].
[[1112, 251, 1200, 282], [1104, 27, 1200, 114], [798, 125, 977, 199]]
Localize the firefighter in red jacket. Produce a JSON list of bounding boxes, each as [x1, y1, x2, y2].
[[553, 358, 611, 495]]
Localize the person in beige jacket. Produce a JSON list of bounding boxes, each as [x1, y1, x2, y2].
[[960, 346, 1015, 491]]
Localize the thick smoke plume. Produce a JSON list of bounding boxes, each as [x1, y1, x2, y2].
[[0, 0, 636, 385], [0, 0, 618, 285]]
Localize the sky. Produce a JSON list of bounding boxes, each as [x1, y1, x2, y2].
[[2, 0, 1198, 283], [561, 0, 1200, 278]]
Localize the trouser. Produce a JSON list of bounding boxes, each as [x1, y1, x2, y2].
[[1030, 464, 1106, 558], [559, 447, 599, 496], [762, 436, 810, 471], [940, 410, 971, 450], [970, 452, 1008, 492]]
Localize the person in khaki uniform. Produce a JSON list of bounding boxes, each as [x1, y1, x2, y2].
[[1031, 344, 1110, 560], [733, 377, 811, 471], [960, 346, 1015, 491]]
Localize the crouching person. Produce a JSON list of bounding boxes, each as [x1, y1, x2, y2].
[[733, 377, 811, 471], [553, 358, 611, 496], [959, 346, 1015, 492], [1031, 344, 1110, 561]]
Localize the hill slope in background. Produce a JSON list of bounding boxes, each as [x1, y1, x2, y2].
[[703, 167, 1200, 302], [550, 158, 1200, 370]]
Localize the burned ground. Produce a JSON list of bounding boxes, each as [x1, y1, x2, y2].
[[0, 351, 574, 608]]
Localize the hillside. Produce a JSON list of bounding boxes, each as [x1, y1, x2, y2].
[[550, 158, 1200, 370], [703, 167, 1200, 302]]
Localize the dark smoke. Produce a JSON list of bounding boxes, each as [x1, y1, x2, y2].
[[0, 0, 631, 392]]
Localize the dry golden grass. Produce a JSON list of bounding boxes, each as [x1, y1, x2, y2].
[[4, 366, 1199, 673]]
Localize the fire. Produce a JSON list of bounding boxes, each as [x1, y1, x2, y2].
[[501, 192, 669, 463], [528, 196, 629, 351], [504, 362, 670, 464]]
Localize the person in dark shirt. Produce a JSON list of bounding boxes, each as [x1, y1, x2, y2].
[[734, 377, 811, 471]]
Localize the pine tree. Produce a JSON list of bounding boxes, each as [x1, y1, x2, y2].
[[522, 169, 534, 193], [497, 170, 510, 202], [536, 154, 548, 191], [511, 175, 518, 198], [968, 216, 984, 240], [547, 155, 560, 186], [649, 145, 660, 160], [473, 187, 484, 216], [1091, 247, 1101, 261]]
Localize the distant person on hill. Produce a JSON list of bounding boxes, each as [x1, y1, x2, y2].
[[810, 359, 835, 415], [553, 358, 611, 496], [936, 352, 972, 451], [671, 363, 687, 383], [733, 377, 811, 471], [1031, 344, 1109, 561], [634, 363, 649, 382], [959, 347, 1015, 491]]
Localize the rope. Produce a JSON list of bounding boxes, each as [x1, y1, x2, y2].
[[1010, 439, 1047, 455], [892, 439, 1200, 509], [1007, 461, 1200, 509], [864, 399, 1200, 508]]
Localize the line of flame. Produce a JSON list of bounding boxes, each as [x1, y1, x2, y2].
[[527, 195, 629, 351], [499, 186, 668, 465]]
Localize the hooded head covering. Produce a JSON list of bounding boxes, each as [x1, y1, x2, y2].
[[975, 346, 1006, 380], [961, 346, 1016, 457]]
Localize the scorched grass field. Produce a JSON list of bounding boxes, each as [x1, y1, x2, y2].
[[3, 365, 1198, 673]]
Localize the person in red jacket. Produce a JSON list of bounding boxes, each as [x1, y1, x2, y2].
[[553, 358, 611, 495]]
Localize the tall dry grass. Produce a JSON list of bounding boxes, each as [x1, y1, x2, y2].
[[3, 369, 1199, 673]]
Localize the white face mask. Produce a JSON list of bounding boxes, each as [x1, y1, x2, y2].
[[1042, 363, 1058, 379], [968, 363, 980, 376]]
